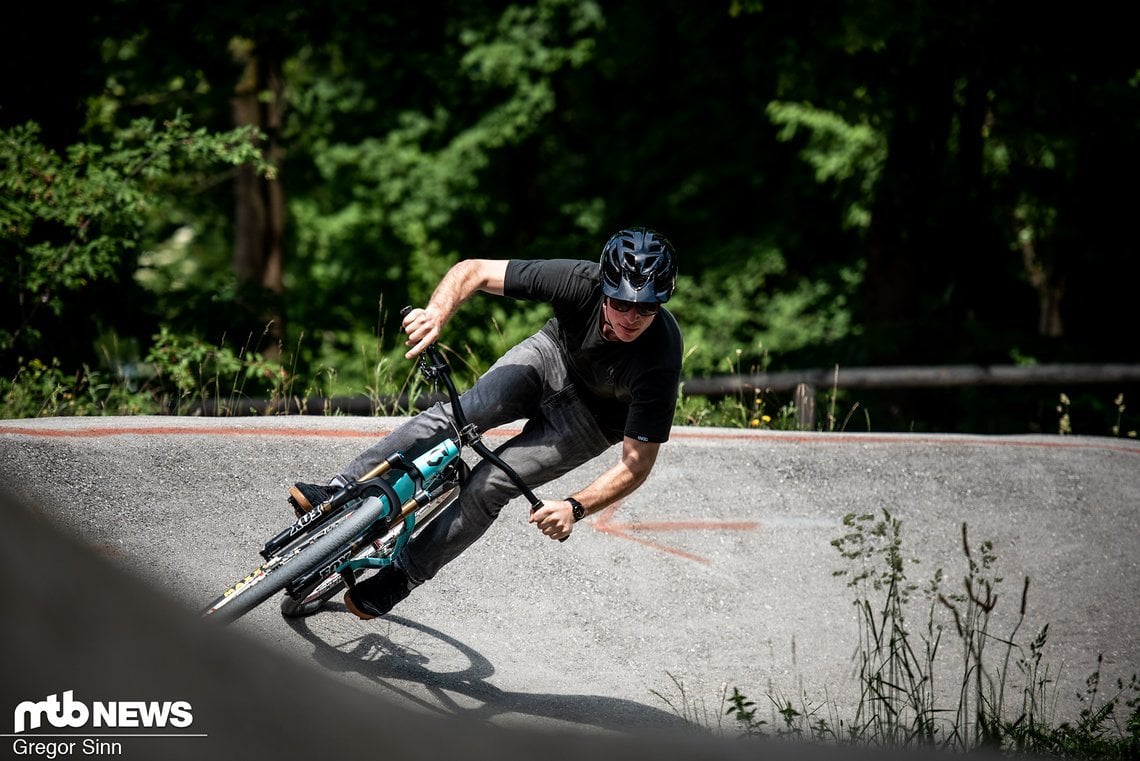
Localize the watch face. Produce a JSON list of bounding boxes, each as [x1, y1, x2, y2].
[[570, 499, 585, 521]]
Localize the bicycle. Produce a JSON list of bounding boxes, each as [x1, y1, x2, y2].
[[200, 307, 547, 624]]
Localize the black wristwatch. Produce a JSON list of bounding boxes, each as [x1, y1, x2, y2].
[[565, 496, 586, 522]]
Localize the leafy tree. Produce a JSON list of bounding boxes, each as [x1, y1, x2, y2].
[[3, 1, 1136, 432], [731, 0, 1140, 367], [0, 115, 272, 374]]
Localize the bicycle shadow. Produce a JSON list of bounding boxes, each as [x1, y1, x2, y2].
[[283, 606, 693, 734]]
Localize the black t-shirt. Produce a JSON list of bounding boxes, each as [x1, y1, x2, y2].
[[504, 259, 683, 443]]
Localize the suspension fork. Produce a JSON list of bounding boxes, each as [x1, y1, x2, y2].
[[261, 450, 423, 560]]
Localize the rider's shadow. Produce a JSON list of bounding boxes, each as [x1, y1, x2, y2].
[[284, 606, 692, 734]]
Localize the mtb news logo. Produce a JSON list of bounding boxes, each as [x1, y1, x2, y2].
[[12, 690, 194, 734]]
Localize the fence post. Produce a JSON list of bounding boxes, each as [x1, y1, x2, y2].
[[795, 383, 816, 431]]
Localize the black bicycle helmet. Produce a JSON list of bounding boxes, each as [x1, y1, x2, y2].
[[599, 227, 678, 303]]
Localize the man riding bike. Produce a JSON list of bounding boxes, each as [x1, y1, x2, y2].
[[289, 227, 682, 620]]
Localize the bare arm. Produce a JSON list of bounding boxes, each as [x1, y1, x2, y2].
[[402, 259, 508, 358], [530, 436, 661, 541]]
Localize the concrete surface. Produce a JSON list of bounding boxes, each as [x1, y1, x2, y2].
[[1, 416, 1138, 758]]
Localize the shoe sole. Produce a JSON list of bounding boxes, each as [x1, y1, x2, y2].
[[288, 486, 315, 518], [343, 589, 378, 621]]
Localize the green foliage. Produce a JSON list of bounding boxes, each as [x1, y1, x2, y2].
[[674, 343, 801, 430], [674, 390, 795, 431], [281, 0, 604, 367], [767, 101, 886, 230], [725, 687, 763, 734], [290, 1, 675, 342], [1111, 394, 1137, 438], [144, 328, 285, 414], [831, 510, 938, 746], [4, 1, 1138, 430], [0, 357, 157, 418], [688, 511, 1140, 758], [0, 326, 424, 420], [0, 113, 271, 362], [669, 240, 862, 377], [1, 331, 291, 419]]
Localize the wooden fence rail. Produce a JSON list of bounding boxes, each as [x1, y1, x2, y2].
[[679, 363, 1140, 430]]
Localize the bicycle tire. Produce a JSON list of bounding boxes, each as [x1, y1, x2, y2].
[[202, 496, 387, 625], [280, 474, 464, 618]]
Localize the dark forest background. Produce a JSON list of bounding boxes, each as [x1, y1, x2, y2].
[[2, 0, 1137, 434]]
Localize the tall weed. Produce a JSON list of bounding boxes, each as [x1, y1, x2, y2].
[[659, 510, 1140, 759]]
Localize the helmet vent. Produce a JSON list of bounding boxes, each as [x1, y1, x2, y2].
[[600, 227, 677, 303]]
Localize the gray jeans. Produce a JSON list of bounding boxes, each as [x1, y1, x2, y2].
[[338, 330, 617, 584]]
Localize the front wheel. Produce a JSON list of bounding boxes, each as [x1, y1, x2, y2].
[[280, 464, 466, 619], [202, 496, 387, 625]]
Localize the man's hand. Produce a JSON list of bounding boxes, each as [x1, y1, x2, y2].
[[529, 499, 575, 541], [401, 306, 445, 359], [400, 260, 508, 359]]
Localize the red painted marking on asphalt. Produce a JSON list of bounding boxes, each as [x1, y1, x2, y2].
[[2, 423, 1135, 458], [613, 519, 761, 532], [669, 428, 1140, 456], [0, 425, 383, 439], [591, 503, 760, 565], [0, 424, 527, 439], [592, 503, 713, 564], [594, 522, 711, 564]]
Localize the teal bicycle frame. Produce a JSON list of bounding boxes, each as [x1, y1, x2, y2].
[[337, 436, 462, 574]]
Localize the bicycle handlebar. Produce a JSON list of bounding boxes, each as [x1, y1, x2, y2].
[[400, 307, 554, 528]]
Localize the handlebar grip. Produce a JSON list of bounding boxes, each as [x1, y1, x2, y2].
[[528, 501, 568, 542]]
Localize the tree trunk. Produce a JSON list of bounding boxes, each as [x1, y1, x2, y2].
[[231, 41, 286, 354]]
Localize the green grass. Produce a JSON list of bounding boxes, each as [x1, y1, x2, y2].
[[653, 510, 1140, 758], [1, 325, 425, 419]]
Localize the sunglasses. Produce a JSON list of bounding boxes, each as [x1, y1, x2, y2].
[[606, 297, 660, 317]]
